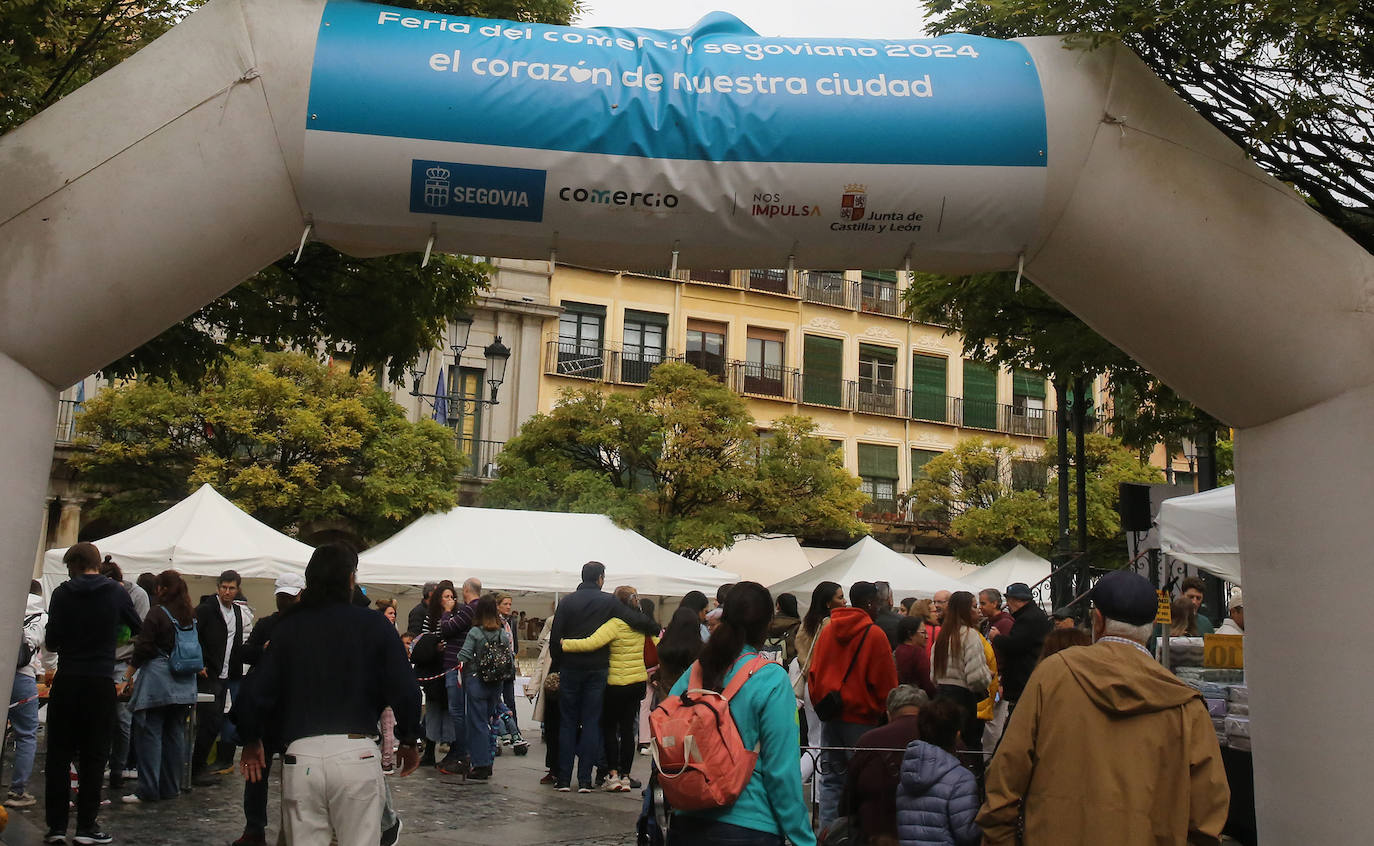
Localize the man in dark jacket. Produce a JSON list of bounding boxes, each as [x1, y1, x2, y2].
[[435, 577, 481, 774], [549, 561, 657, 792], [237, 545, 422, 846], [230, 572, 303, 846], [44, 542, 143, 844], [992, 583, 1052, 709], [873, 580, 904, 649], [406, 581, 436, 635], [192, 569, 253, 784]]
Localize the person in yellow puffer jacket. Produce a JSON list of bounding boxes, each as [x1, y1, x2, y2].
[[560, 585, 654, 792]]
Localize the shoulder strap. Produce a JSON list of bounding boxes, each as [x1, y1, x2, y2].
[[162, 605, 184, 629], [686, 659, 704, 691], [721, 654, 775, 701], [838, 625, 873, 686]]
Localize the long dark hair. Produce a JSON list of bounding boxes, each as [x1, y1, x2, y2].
[[698, 581, 773, 691], [656, 607, 704, 693], [427, 579, 456, 628], [803, 581, 841, 637], [299, 544, 357, 609], [776, 592, 799, 619], [154, 569, 193, 626], [932, 590, 977, 679]]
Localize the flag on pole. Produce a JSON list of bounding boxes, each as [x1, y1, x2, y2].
[[433, 366, 448, 423]]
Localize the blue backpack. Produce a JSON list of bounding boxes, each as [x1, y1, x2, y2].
[[163, 607, 204, 676]]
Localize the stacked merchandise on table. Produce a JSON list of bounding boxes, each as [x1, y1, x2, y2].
[[1165, 637, 1248, 750]]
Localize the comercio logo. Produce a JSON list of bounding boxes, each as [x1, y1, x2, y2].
[[409, 159, 546, 222], [559, 185, 680, 208]]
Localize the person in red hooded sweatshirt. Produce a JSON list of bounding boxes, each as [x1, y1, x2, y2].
[[807, 580, 898, 835]]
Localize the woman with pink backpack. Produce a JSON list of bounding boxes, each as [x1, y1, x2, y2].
[[658, 582, 815, 846]]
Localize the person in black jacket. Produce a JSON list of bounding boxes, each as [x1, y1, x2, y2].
[[237, 545, 422, 846], [406, 581, 437, 636], [44, 542, 143, 845], [548, 561, 657, 792], [229, 572, 304, 846], [992, 582, 1052, 711], [192, 569, 253, 784]]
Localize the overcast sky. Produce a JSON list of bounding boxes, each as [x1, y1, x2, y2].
[[573, 0, 929, 39]]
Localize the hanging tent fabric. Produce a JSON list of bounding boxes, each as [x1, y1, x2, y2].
[[356, 506, 737, 596], [769, 536, 967, 611], [1157, 485, 1242, 585], [957, 545, 1053, 593], [41, 483, 313, 596], [700, 535, 814, 587]]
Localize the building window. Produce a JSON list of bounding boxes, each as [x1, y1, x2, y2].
[[858, 443, 900, 515], [451, 367, 484, 475], [557, 302, 605, 379], [858, 343, 897, 415], [911, 448, 941, 481], [860, 271, 899, 315], [802, 334, 844, 407], [1011, 458, 1048, 492], [685, 318, 727, 379], [1011, 369, 1047, 436], [748, 268, 789, 294], [744, 327, 786, 396], [962, 359, 998, 430], [911, 353, 948, 423], [621, 309, 667, 384]]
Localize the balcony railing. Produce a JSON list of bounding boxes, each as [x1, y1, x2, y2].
[[547, 340, 609, 380], [800, 271, 853, 309], [728, 361, 801, 401], [56, 399, 81, 444], [745, 269, 795, 296], [859, 281, 902, 316], [456, 437, 504, 478]]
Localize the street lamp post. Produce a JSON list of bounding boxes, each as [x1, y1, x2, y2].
[[409, 318, 512, 474]]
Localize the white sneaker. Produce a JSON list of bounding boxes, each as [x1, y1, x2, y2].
[[602, 775, 622, 792], [4, 791, 37, 808], [121, 793, 142, 804]]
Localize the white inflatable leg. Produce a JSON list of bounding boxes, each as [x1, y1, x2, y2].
[[0, 354, 58, 663]]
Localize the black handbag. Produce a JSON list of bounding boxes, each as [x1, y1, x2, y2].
[[813, 626, 872, 723]]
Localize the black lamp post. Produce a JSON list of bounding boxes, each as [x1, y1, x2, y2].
[[409, 317, 510, 411], [484, 336, 511, 404]]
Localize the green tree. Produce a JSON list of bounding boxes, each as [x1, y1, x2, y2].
[[909, 435, 1162, 564], [70, 346, 462, 541], [3, 0, 577, 382], [483, 363, 868, 558], [924, 0, 1374, 253]]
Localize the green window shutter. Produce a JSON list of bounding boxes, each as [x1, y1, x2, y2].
[[803, 335, 844, 406], [963, 360, 998, 429], [858, 343, 897, 363], [862, 270, 898, 283], [912, 354, 948, 422], [911, 448, 940, 479], [561, 301, 606, 317], [624, 309, 668, 327], [857, 443, 899, 479], [1013, 368, 1046, 399]]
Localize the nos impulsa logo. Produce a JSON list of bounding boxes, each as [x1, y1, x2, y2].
[[559, 185, 680, 209]]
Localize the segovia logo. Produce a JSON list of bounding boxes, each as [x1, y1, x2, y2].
[[840, 184, 867, 221], [423, 166, 452, 209], [559, 186, 679, 208]]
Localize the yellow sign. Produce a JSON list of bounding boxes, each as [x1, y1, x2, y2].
[[1204, 634, 1245, 669], [1155, 590, 1171, 625]]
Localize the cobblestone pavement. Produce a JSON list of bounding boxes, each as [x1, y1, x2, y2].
[[3, 718, 642, 846]]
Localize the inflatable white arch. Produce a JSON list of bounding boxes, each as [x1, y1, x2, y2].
[[3, 1, 1371, 836]]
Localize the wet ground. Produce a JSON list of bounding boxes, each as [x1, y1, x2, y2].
[[2, 701, 642, 846]]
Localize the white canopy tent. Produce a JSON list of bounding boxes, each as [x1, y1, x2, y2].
[[958, 545, 1053, 593], [769, 536, 967, 611], [1157, 485, 1242, 585], [41, 484, 313, 596], [356, 507, 737, 597], [700, 535, 813, 588]]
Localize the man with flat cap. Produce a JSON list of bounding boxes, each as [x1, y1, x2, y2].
[[989, 582, 1051, 713], [978, 570, 1229, 846]]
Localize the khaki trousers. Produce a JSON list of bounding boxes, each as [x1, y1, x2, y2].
[[281, 735, 383, 846]]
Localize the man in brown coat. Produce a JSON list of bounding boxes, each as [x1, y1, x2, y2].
[[978, 570, 1230, 846]]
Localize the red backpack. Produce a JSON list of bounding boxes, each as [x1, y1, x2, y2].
[[649, 653, 775, 811]]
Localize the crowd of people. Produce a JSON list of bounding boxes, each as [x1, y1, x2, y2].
[[7, 544, 1240, 846]]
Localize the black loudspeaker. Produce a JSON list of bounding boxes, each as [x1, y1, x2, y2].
[[1119, 483, 1152, 532]]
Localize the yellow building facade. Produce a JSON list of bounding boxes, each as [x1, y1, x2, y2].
[[538, 265, 1061, 527]]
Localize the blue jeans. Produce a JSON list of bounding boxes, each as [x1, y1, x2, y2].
[[444, 669, 468, 761], [558, 665, 607, 787], [818, 719, 871, 832], [8, 672, 39, 793], [132, 705, 189, 801], [464, 672, 500, 768], [667, 815, 784, 845]]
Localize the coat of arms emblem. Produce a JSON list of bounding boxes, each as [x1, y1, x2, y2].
[[840, 184, 867, 221]]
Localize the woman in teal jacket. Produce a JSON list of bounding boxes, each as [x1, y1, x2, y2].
[[667, 582, 816, 846]]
